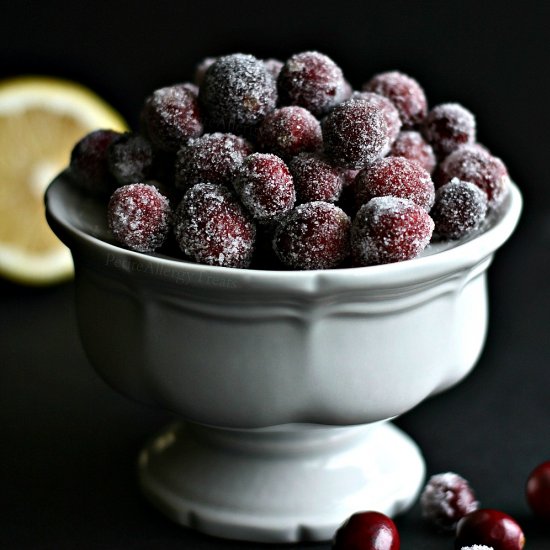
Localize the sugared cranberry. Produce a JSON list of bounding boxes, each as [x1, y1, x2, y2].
[[455, 509, 525, 550], [390, 130, 436, 174], [273, 202, 351, 270], [174, 132, 252, 190], [264, 58, 284, 80], [174, 182, 256, 268], [431, 178, 488, 239], [141, 85, 203, 152], [436, 145, 509, 208], [256, 106, 322, 160], [526, 460, 550, 520], [351, 196, 434, 266], [363, 71, 427, 128], [424, 103, 476, 158], [420, 472, 479, 531], [199, 53, 277, 135], [233, 153, 295, 222], [288, 152, 343, 204], [70, 129, 121, 194], [355, 156, 435, 212], [332, 511, 400, 550], [108, 132, 154, 185], [460, 546, 495, 550], [107, 183, 172, 253], [323, 98, 391, 169], [277, 51, 348, 117]]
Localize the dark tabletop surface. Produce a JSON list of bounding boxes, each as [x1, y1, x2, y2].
[[2, 1, 550, 548]]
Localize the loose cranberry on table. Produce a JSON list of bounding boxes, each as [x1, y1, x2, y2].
[[455, 509, 525, 550], [390, 130, 436, 174], [526, 460, 550, 520], [332, 511, 400, 550]]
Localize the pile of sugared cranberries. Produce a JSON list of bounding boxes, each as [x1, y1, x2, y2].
[[69, 50, 512, 270]]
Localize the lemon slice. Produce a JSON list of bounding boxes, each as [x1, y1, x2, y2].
[[0, 76, 127, 285]]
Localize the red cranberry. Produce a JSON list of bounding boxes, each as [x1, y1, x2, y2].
[[108, 132, 154, 185], [526, 460, 550, 520], [108, 183, 172, 253], [70, 129, 121, 194], [455, 509, 525, 550], [431, 178, 488, 239], [323, 98, 391, 169], [424, 103, 476, 158], [420, 472, 479, 531], [332, 511, 400, 550], [288, 152, 343, 203], [351, 196, 434, 266], [199, 53, 277, 135], [141, 85, 203, 152], [257, 106, 322, 160], [174, 132, 252, 190], [363, 71, 427, 128], [273, 202, 351, 270], [174, 182, 256, 268], [355, 156, 435, 212], [277, 51, 348, 117], [390, 130, 436, 174], [436, 145, 509, 209], [233, 153, 295, 222]]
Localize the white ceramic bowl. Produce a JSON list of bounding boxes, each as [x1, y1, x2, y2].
[[46, 173, 522, 542]]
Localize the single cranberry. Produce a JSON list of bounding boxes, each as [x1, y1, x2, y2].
[[355, 156, 435, 212], [199, 53, 277, 135], [277, 51, 348, 117], [455, 509, 525, 550], [390, 130, 436, 174], [431, 178, 488, 239], [108, 183, 172, 253], [526, 460, 550, 520], [363, 71, 427, 128], [420, 472, 479, 531], [174, 182, 256, 268], [332, 511, 400, 550], [141, 85, 203, 152], [323, 98, 391, 169], [273, 202, 351, 270], [351, 196, 434, 266], [233, 153, 295, 222], [108, 132, 154, 185], [70, 129, 121, 194], [424, 103, 476, 158], [256, 106, 322, 160]]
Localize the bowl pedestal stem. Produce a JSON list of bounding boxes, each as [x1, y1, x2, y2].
[[137, 420, 425, 542]]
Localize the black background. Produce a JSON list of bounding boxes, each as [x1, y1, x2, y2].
[[1, 1, 549, 548]]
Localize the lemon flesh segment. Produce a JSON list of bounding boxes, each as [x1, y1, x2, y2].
[[0, 77, 127, 285]]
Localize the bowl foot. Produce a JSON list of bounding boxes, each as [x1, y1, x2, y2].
[[137, 420, 425, 542]]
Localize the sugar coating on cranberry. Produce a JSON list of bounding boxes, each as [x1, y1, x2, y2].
[[256, 106, 322, 160], [108, 183, 172, 253], [460, 546, 495, 550], [174, 183, 256, 268], [141, 85, 203, 152], [390, 130, 436, 174], [332, 511, 400, 550], [424, 103, 476, 157], [355, 156, 435, 212], [288, 152, 343, 203], [70, 129, 121, 194], [175, 132, 252, 190], [199, 53, 277, 134], [277, 51, 348, 117], [431, 178, 488, 239], [352, 196, 434, 266], [420, 472, 479, 531], [233, 153, 295, 222], [323, 98, 391, 169], [273, 202, 351, 270], [526, 460, 550, 520], [108, 132, 154, 185], [437, 145, 509, 208], [363, 71, 428, 128]]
